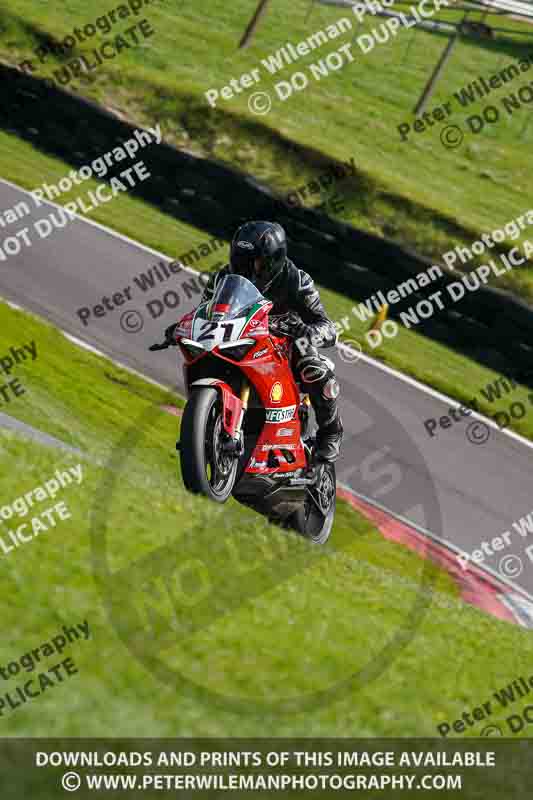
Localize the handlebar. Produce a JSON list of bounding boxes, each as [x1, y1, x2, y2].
[[269, 313, 301, 339], [269, 324, 302, 341]]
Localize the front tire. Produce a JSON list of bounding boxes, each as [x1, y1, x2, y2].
[[180, 388, 238, 502]]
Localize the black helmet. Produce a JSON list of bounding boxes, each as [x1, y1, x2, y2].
[[229, 221, 287, 291]]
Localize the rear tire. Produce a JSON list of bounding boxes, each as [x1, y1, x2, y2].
[[180, 388, 238, 502], [292, 463, 336, 544]]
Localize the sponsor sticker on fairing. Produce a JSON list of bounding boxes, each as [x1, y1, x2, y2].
[[270, 382, 283, 403], [261, 443, 297, 450], [265, 406, 296, 423], [249, 325, 268, 337], [249, 458, 267, 469], [276, 427, 295, 437]]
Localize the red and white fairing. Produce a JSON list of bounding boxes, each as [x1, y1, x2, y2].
[[173, 276, 307, 477]]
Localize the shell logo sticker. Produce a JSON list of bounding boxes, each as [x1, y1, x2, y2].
[[270, 382, 283, 403]]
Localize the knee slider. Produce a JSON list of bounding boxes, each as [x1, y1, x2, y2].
[[323, 378, 340, 400], [300, 358, 329, 384]]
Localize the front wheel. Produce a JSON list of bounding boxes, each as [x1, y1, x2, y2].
[[180, 388, 239, 502], [292, 463, 336, 544]]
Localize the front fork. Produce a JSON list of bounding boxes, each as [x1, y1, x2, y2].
[[221, 379, 249, 455], [238, 380, 250, 429], [299, 393, 311, 439]]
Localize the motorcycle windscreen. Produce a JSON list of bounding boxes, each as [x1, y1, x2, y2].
[[207, 274, 264, 320]]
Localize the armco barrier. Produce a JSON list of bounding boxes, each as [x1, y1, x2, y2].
[[0, 62, 532, 378]]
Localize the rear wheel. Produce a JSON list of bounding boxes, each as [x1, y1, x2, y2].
[[180, 388, 239, 502], [292, 463, 336, 544]]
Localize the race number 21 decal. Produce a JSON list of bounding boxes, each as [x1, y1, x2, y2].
[[197, 321, 235, 342]]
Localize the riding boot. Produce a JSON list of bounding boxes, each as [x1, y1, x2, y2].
[[311, 385, 343, 463]]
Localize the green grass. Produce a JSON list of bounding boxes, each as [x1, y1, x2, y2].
[[1, 0, 532, 297], [1, 299, 533, 738]]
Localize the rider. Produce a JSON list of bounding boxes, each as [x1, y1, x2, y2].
[[189, 221, 343, 463]]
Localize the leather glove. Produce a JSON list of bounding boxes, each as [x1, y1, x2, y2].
[[270, 312, 309, 339], [164, 322, 179, 344]]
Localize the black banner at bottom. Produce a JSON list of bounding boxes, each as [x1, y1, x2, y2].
[[0, 739, 530, 799]]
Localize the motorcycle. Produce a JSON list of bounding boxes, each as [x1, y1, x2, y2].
[[149, 273, 336, 544]]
